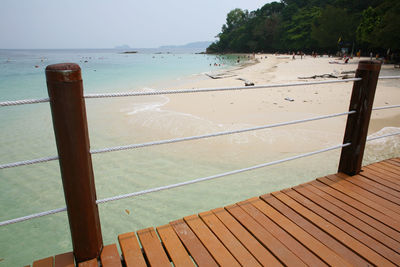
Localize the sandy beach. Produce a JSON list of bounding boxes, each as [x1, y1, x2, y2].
[[153, 55, 400, 155]]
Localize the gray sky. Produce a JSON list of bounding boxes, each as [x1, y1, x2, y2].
[[0, 0, 274, 49]]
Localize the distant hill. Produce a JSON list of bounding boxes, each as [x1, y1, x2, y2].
[[115, 41, 213, 54], [159, 41, 212, 50], [114, 44, 131, 49]]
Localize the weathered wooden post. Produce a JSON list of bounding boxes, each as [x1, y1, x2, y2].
[[338, 60, 381, 175], [46, 63, 103, 262]]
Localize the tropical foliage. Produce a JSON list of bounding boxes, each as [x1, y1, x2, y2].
[[207, 0, 400, 54]]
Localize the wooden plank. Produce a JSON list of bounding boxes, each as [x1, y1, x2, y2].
[[184, 214, 240, 266], [225, 203, 307, 266], [118, 232, 147, 267], [293, 184, 400, 255], [249, 197, 351, 266], [237, 199, 327, 267], [156, 224, 194, 267], [212, 207, 282, 266], [347, 172, 400, 197], [336, 173, 400, 204], [284, 188, 400, 265], [199, 210, 261, 266], [367, 163, 400, 180], [137, 227, 170, 267], [311, 180, 400, 234], [375, 162, 400, 177], [318, 176, 400, 221], [100, 244, 122, 267], [326, 174, 400, 216], [55, 252, 74, 267], [390, 158, 400, 165], [360, 169, 400, 192], [273, 190, 395, 266], [365, 165, 400, 185], [170, 219, 218, 267], [307, 181, 400, 242], [78, 259, 98, 267], [261, 193, 369, 266], [33, 257, 54, 267], [385, 159, 400, 168]]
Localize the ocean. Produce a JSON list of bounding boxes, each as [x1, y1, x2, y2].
[[0, 49, 398, 266]]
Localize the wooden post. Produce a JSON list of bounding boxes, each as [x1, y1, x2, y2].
[[338, 60, 381, 175], [46, 63, 103, 262]]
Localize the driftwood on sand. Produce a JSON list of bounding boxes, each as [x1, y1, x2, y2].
[[298, 70, 355, 80], [205, 73, 237, 79], [236, 77, 255, 86]]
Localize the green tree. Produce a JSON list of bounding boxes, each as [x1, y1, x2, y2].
[[311, 6, 357, 52], [282, 7, 321, 51], [372, 1, 400, 50], [207, 0, 399, 54], [356, 7, 381, 48]]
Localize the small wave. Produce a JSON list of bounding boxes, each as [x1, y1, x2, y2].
[[364, 127, 400, 164], [124, 87, 170, 115]]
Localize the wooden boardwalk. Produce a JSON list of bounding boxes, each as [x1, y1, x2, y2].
[[31, 158, 400, 266]]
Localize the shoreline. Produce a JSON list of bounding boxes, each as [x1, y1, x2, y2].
[[159, 54, 400, 134]]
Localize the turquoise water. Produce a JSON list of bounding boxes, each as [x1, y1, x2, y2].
[[0, 50, 398, 266]]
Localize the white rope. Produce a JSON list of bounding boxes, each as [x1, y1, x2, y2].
[[0, 207, 67, 227], [0, 142, 350, 226], [1, 111, 355, 169], [96, 142, 351, 204], [0, 156, 58, 170], [0, 78, 360, 107], [2, 76, 397, 107], [91, 111, 355, 155], [367, 131, 400, 142], [378, 76, 400, 80], [372, 104, 400, 111], [84, 78, 361, 99], [0, 98, 50, 107]]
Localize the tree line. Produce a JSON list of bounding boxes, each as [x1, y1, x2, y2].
[[207, 0, 400, 56]]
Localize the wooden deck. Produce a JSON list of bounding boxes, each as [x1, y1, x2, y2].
[[31, 158, 400, 266]]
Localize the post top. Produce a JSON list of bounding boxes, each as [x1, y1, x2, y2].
[[46, 63, 82, 82], [357, 60, 382, 71]]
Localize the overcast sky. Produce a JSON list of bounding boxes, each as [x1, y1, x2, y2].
[[0, 0, 274, 49]]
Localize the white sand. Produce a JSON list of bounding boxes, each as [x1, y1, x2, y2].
[[163, 55, 400, 134]]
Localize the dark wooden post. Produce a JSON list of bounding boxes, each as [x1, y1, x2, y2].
[[46, 63, 103, 262], [338, 60, 381, 175]]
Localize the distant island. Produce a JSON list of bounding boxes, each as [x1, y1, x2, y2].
[[114, 44, 131, 50], [121, 51, 138, 54], [114, 41, 213, 54], [158, 41, 212, 50]]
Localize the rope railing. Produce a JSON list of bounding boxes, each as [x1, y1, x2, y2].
[[83, 79, 361, 99], [367, 131, 400, 142], [91, 111, 355, 155], [0, 156, 58, 170], [0, 110, 355, 169], [0, 78, 361, 107], [378, 75, 400, 80], [0, 141, 351, 227], [3, 129, 400, 227], [4, 104, 400, 170], [0, 97, 50, 107], [372, 104, 400, 111], [3, 61, 400, 264], [1, 76, 399, 107]]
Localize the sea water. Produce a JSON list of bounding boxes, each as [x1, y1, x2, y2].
[[0, 49, 399, 266]]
